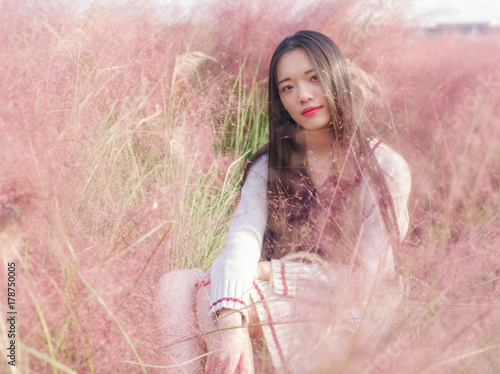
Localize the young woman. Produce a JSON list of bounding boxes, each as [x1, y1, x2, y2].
[[157, 30, 411, 373]]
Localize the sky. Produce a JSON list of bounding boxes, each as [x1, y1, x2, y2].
[[152, 0, 500, 26], [73, 0, 500, 26], [409, 0, 500, 25]]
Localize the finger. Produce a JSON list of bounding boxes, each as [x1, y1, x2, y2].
[[216, 358, 232, 374], [228, 341, 248, 374], [223, 359, 238, 374], [206, 355, 221, 374], [207, 349, 232, 374], [236, 358, 249, 374], [205, 356, 214, 374], [214, 350, 238, 374], [206, 353, 223, 374], [196, 270, 211, 288], [237, 336, 253, 374]]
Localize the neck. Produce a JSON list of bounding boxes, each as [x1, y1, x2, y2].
[[303, 128, 335, 157]]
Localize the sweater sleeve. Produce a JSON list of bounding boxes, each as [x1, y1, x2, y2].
[[271, 260, 348, 297], [357, 142, 411, 277], [271, 143, 411, 297], [209, 155, 268, 320]]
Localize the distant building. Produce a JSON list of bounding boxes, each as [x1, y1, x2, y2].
[[427, 21, 500, 36]]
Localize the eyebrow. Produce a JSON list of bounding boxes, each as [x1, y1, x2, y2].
[[277, 68, 316, 86]]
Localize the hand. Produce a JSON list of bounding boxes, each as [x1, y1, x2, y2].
[[205, 309, 254, 374], [254, 261, 272, 281]]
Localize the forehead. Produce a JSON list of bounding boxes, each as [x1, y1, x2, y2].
[[276, 48, 314, 81]]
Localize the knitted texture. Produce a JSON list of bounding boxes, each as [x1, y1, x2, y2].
[[210, 141, 411, 320], [209, 156, 268, 320]]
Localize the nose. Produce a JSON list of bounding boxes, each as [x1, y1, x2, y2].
[[298, 83, 313, 103]]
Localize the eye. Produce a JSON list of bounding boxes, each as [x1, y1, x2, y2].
[[311, 75, 319, 82], [281, 84, 293, 93]]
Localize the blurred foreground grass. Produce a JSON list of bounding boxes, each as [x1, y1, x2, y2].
[[0, 0, 499, 372]]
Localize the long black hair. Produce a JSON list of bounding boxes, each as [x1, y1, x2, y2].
[[244, 30, 399, 261]]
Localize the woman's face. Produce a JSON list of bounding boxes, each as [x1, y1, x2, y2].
[[276, 48, 332, 132]]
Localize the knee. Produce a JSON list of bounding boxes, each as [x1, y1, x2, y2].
[[195, 283, 212, 310], [195, 284, 216, 332], [157, 269, 204, 302]]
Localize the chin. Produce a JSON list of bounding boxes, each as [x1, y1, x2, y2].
[[302, 123, 332, 132]]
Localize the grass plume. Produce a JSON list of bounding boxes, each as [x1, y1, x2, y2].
[[0, 0, 499, 372]]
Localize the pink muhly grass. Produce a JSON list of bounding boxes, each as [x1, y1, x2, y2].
[[0, 0, 499, 372]]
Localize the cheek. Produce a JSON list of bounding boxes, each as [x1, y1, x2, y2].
[[279, 96, 295, 114], [315, 85, 328, 98]]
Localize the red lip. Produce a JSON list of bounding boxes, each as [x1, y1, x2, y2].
[[301, 106, 322, 116]]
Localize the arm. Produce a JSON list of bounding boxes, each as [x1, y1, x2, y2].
[[204, 309, 253, 374], [209, 155, 268, 320], [356, 142, 411, 280], [205, 156, 267, 373]]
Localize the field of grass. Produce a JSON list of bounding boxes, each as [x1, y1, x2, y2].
[[0, 0, 499, 372]]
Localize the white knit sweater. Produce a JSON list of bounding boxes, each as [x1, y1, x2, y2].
[[209, 141, 411, 320]]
